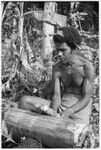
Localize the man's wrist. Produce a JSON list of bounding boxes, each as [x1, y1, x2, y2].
[[63, 108, 74, 116], [68, 108, 74, 114], [50, 102, 58, 111]]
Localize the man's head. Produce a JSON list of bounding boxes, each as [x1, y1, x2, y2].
[[53, 27, 81, 63]]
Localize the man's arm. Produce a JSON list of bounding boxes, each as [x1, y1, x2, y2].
[[62, 61, 95, 116], [50, 65, 61, 111]]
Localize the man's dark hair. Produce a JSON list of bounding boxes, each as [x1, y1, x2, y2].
[[53, 27, 81, 50]]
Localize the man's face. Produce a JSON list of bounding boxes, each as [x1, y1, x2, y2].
[[55, 42, 72, 63]]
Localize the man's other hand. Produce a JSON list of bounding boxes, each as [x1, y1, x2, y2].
[[51, 95, 61, 111]]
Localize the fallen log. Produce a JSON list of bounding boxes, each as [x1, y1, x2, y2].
[[5, 108, 75, 148]]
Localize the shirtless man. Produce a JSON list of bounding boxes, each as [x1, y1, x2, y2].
[[19, 27, 95, 124]]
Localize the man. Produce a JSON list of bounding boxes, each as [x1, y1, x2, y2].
[[19, 27, 95, 126], [50, 27, 95, 125]]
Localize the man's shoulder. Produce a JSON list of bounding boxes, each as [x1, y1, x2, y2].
[[72, 54, 95, 79], [72, 53, 92, 66], [75, 54, 95, 81]]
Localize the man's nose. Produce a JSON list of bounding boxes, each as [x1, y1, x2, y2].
[[58, 51, 63, 56]]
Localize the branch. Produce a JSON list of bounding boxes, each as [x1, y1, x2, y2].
[[23, 11, 61, 27], [2, 2, 14, 23], [43, 20, 61, 29], [23, 11, 35, 16]]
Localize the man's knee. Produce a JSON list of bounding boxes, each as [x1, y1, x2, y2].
[[18, 96, 32, 109]]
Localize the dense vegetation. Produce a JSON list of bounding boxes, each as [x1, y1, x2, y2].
[[1, 1, 99, 148]]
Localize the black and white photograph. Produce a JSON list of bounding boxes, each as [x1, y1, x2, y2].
[[1, 1, 99, 148]]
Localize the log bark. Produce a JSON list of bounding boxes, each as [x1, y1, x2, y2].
[[5, 108, 75, 148]]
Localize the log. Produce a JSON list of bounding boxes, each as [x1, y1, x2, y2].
[[5, 108, 75, 148]]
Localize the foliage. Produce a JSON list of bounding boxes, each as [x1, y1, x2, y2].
[[77, 2, 99, 32], [57, 2, 98, 33], [17, 137, 42, 148]]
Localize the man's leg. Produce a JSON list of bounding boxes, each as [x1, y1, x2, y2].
[[19, 95, 50, 111], [58, 94, 92, 142], [66, 98, 92, 143], [19, 96, 60, 117], [71, 98, 92, 124]]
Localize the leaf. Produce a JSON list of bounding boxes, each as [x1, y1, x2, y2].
[[6, 81, 10, 90], [90, 132, 96, 148], [93, 103, 99, 112], [2, 120, 17, 144], [94, 76, 99, 85], [32, 28, 42, 35], [6, 130, 17, 144], [79, 12, 88, 16], [2, 120, 8, 137], [21, 49, 34, 73], [33, 62, 44, 70], [25, 33, 33, 59]]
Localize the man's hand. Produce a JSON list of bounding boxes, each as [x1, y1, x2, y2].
[[41, 104, 61, 118], [61, 109, 74, 120]]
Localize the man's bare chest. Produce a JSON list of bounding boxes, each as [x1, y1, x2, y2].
[[60, 65, 84, 87]]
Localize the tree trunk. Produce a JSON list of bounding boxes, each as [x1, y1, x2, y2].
[[19, 2, 24, 55], [5, 108, 75, 148], [1, 2, 4, 17], [42, 2, 56, 61]]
